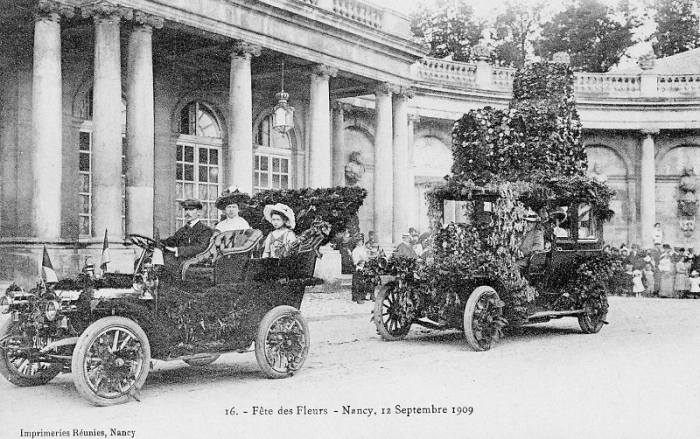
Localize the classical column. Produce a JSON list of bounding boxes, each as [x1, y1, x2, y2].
[[228, 42, 260, 194], [408, 114, 420, 228], [32, 1, 74, 239], [126, 12, 163, 236], [392, 87, 413, 241], [331, 101, 347, 186], [374, 83, 396, 247], [308, 64, 338, 188], [83, 3, 132, 238], [640, 129, 658, 248]]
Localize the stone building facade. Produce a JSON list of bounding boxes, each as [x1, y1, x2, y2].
[[1, 0, 699, 285]]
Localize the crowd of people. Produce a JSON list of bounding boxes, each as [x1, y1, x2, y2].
[[606, 241, 700, 299]]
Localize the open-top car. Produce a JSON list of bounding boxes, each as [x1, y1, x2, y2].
[[0, 220, 329, 406]]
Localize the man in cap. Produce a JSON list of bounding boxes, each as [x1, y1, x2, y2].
[[394, 232, 418, 259], [517, 210, 544, 269], [161, 199, 214, 278]]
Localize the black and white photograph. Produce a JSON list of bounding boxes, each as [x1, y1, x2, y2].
[[0, 0, 699, 438]]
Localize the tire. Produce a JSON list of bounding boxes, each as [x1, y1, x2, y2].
[[463, 286, 504, 352], [0, 318, 63, 387], [578, 295, 608, 334], [374, 283, 412, 341], [71, 316, 151, 406], [183, 354, 220, 367], [255, 306, 310, 379]]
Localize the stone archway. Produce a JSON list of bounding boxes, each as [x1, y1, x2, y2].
[[414, 135, 453, 233], [656, 144, 700, 247], [585, 145, 631, 246]]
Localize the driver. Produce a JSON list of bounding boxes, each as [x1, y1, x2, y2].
[[517, 210, 544, 269], [161, 199, 214, 278]]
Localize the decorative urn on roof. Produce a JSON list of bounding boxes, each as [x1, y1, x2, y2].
[[638, 52, 656, 71]]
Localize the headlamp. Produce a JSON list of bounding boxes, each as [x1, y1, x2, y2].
[[45, 300, 60, 321]]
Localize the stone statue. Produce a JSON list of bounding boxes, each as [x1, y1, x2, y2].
[[588, 162, 607, 183], [344, 151, 365, 186], [678, 165, 700, 217]]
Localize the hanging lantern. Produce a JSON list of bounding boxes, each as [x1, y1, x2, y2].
[[272, 61, 295, 133]]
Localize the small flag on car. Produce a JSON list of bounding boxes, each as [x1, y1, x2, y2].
[[100, 229, 111, 273], [42, 245, 58, 283], [151, 228, 164, 266]]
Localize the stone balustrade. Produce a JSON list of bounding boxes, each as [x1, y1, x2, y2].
[[415, 56, 700, 99], [331, 0, 383, 29], [415, 58, 477, 86], [657, 74, 700, 96], [574, 72, 641, 95]]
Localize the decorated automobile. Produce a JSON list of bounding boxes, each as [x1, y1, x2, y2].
[[370, 61, 619, 351], [0, 187, 365, 406]]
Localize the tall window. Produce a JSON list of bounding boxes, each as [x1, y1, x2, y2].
[[176, 102, 222, 227], [77, 89, 126, 238], [254, 114, 293, 194]]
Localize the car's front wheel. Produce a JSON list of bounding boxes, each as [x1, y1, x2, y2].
[[0, 318, 63, 387], [255, 306, 310, 379], [463, 286, 506, 351], [578, 294, 608, 334], [71, 316, 150, 406]]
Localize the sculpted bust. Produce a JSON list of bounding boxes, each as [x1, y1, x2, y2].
[[588, 162, 607, 183], [344, 151, 365, 185], [679, 166, 700, 217]]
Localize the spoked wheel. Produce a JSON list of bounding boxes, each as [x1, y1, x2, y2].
[[0, 319, 63, 387], [71, 317, 150, 406], [255, 306, 310, 379], [464, 286, 506, 351], [578, 294, 608, 334], [374, 283, 412, 341], [183, 354, 221, 367]]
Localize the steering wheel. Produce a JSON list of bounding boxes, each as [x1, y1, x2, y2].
[[126, 234, 156, 249]]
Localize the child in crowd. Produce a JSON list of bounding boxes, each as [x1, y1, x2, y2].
[[623, 263, 634, 297], [643, 263, 655, 298], [688, 271, 700, 299], [632, 269, 644, 298]]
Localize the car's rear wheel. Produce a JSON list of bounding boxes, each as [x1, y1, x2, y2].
[[72, 317, 150, 406], [578, 294, 608, 334], [0, 319, 63, 387], [255, 306, 309, 379], [464, 286, 505, 351], [374, 283, 412, 341], [183, 354, 220, 367]]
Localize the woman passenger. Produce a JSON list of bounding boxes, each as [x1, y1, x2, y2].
[[262, 203, 297, 258]]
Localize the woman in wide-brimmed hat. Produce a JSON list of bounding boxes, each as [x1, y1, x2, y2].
[[262, 203, 297, 258], [215, 186, 251, 232], [551, 207, 569, 238]]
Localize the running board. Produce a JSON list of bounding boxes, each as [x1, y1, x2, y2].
[[525, 309, 584, 321]]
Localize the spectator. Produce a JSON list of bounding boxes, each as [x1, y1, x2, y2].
[[658, 246, 674, 298], [351, 234, 372, 304], [689, 270, 700, 298], [653, 223, 663, 246], [632, 269, 644, 298], [643, 263, 655, 297], [394, 232, 418, 259], [675, 256, 691, 298]]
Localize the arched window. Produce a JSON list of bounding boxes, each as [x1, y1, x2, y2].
[[254, 114, 293, 194], [176, 102, 223, 227], [77, 89, 127, 237]]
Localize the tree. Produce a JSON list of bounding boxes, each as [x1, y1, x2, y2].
[[536, 0, 640, 72], [651, 0, 700, 57], [410, 0, 485, 62], [493, 0, 546, 68]]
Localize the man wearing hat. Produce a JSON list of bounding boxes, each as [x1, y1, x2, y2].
[[162, 199, 214, 275], [517, 210, 544, 269], [394, 232, 418, 259], [215, 186, 251, 232]]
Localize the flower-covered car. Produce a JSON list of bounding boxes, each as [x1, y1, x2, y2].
[[0, 221, 330, 406], [371, 180, 619, 351]]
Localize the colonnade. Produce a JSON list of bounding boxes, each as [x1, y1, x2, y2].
[[29, 1, 358, 241]]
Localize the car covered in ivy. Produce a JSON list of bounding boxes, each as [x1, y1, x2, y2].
[[0, 187, 365, 406], [371, 179, 618, 351], [371, 61, 619, 351]]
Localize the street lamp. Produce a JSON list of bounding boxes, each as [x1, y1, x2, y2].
[[272, 61, 295, 133]]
